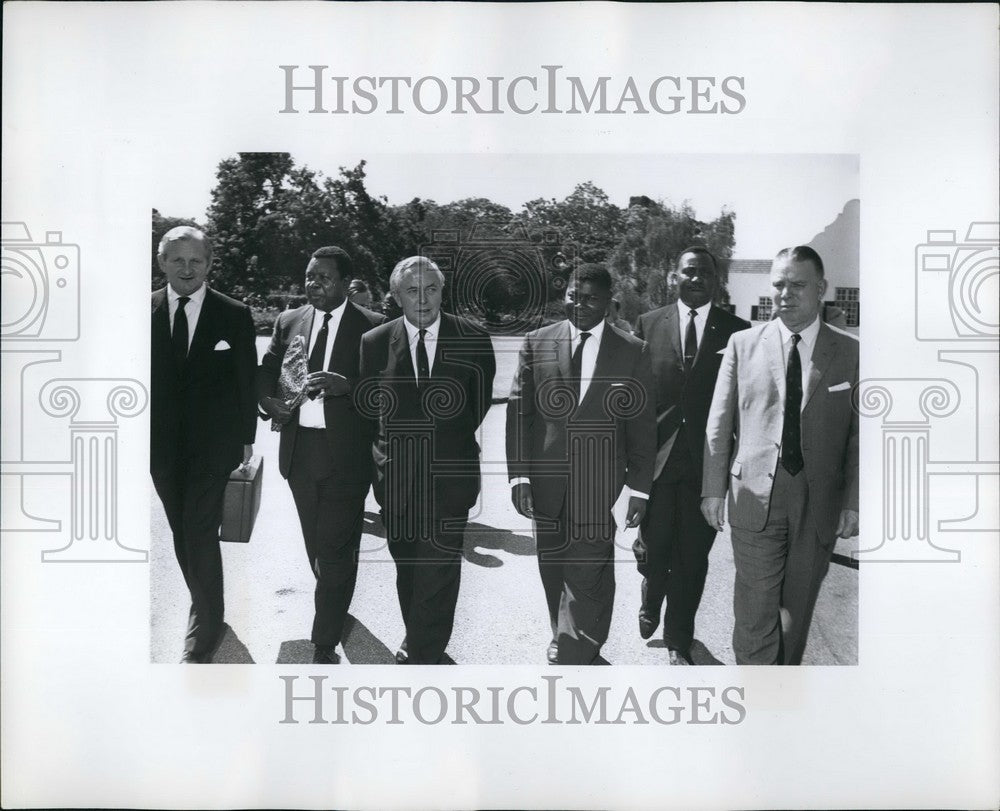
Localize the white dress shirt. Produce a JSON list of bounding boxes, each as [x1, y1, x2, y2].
[[298, 300, 348, 429], [167, 282, 207, 351], [775, 314, 821, 411], [403, 315, 440, 382], [568, 318, 605, 401], [678, 299, 712, 360]]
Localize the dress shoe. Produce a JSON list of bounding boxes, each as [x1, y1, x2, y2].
[[546, 640, 559, 665], [312, 645, 341, 664], [667, 647, 692, 666], [394, 648, 409, 664], [638, 612, 659, 640], [180, 650, 209, 664], [638, 578, 661, 639]]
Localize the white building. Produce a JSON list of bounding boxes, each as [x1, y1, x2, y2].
[[726, 199, 860, 334]]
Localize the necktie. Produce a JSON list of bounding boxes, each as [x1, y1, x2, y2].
[[172, 296, 190, 370], [781, 333, 804, 475], [683, 308, 698, 369], [415, 328, 430, 388], [307, 312, 332, 399], [571, 331, 591, 398]]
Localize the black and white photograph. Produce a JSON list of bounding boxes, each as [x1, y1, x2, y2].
[[2, 3, 997, 809], [149, 153, 861, 669]]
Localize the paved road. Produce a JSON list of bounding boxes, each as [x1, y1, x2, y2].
[[150, 400, 858, 667]]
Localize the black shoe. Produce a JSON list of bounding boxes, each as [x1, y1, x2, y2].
[[546, 640, 559, 665], [312, 645, 341, 664], [639, 613, 659, 640], [639, 579, 661, 640], [395, 637, 409, 664], [180, 650, 209, 664]]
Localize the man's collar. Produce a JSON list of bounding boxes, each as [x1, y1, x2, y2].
[[314, 298, 348, 320], [568, 319, 606, 341], [403, 314, 441, 340], [677, 299, 712, 319], [167, 283, 207, 304], [776, 313, 821, 346]]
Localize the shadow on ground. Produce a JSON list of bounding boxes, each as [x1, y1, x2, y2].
[[209, 624, 255, 664], [646, 638, 724, 665]]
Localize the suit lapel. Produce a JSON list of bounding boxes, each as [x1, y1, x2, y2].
[[763, 320, 787, 401], [666, 304, 684, 369], [556, 320, 573, 384], [151, 289, 171, 348], [388, 319, 414, 382], [804, 323, 835, 409], [187, 287, 216, 360], [329, 302, 360, 373], [695, 307, 727, 368]]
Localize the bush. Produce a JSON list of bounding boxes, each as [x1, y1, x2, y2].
[[252, 306, 280, 335]]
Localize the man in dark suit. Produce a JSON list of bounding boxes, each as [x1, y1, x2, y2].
[[632, 247, 750, 665], [506, 264, 656, 665], [358, 256, 495, 665], [702, 246, 859, 665], [150, 226, 257, 663], [257, 247, 384, 664]]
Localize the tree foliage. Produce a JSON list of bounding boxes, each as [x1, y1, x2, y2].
[[153, 154, 736, 330]]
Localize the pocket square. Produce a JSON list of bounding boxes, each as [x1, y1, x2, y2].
[[214, 340, 231, 351], [828, 381, 851, 392], [610, 382, 626, 387]]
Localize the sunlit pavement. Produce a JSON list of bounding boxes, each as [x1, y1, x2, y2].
[[151, 397, 858, 667]]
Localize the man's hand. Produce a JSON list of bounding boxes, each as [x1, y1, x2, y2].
[[701, 497, 726, 531], [306, 371, 350, 398], [625, 496, 647, 528], [511, 482, 534, 519], [260, 396, 292, 425], [835, 509, 859, 539]]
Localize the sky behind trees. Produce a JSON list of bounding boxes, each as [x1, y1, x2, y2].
[[153, 152, 857, 260]]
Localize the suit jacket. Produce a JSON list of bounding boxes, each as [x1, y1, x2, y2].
[[150, 286, 258, 475], [358, 313, 496, 516], [505, 321, 656, 525], [635, 303, 750, 475], [257, 301, 384, 481], [702, 319, 860, 541]]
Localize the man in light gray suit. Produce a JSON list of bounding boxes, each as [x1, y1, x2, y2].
[[702, 246, 858, 665]]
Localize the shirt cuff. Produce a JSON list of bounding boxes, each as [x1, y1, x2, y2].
[[510, 477, 530, 488]]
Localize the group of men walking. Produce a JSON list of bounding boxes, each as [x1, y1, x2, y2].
[[151, 225, 858, 667]]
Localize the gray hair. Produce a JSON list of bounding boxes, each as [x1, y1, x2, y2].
[[388, 256, 445, 296], [157, 226, 212, 262]]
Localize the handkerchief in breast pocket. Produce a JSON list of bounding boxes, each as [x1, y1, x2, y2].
[[828, 381, 851, 392], [214, 340, 231, 351]]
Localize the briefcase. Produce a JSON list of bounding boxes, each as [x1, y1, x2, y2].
[[220, 456, 264, 543]]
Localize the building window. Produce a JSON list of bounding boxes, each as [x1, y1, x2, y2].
[[751, 297, 773, 321], [835, 287, 860, 327]]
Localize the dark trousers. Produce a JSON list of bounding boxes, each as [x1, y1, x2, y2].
[[730, 466, 833, 665], [152, 461, 229, 656], [287, 428, 368, 648], [386, 503, 467, 665], [633, 470, 717, 653], [536, 506, 616, 665]]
